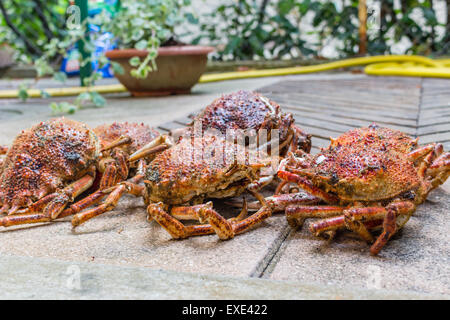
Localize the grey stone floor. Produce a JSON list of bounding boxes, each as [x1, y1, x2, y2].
[[0, 74, 448, 299]]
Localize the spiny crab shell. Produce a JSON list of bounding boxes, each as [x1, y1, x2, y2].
[[94, 122, 161, 155], [285, 124, 423, 202], [0, 118, 99, 212], [189, 90, 310, 154], [143, 133, 266, 205]]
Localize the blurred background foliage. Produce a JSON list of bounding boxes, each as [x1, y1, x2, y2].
[[0, 0, 449, 64], [192, 0, 450, 60], [0, 0, 67, 63]]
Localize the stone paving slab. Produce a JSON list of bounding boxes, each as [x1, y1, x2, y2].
[[1, 254, 444, 299], [0, 74, 448, 299], [0, 196, 288, 277], [268, 187, 450, 296], [0, 76, 290, 280]]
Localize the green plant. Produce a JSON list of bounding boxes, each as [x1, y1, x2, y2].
[[196, 0, 449, 60], [0, 0, 67, 62], [194, 0, 314, 61], [7, 0, 193, 114], [92, 0, 193, 78]]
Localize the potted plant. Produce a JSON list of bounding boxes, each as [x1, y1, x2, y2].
[[97, 0, 214, 96]]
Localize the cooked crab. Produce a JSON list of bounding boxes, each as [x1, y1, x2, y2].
[[0, 119, 167, 227], [136, 91, 311, 168], [71, 92, 312, 228], [172, 90, 311, 155], [72, 133, 275, 239], [276, 124, 450, 255], [0, 117, 100, 224]]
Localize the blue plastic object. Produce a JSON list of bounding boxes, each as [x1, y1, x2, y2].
[[60, 0, 118, 78]]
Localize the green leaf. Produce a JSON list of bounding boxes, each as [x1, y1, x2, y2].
[[129, 56, 141, 67], [50, 102, 79, 115], [40, 90, 51, 98], [18, 83, 29, 102], [18, 88, 29, 102], [90, 92, 106, 107], [53, 71, 67, 83], [111, 62, 125, 75], [76, 92, 91, 102], [135, 40, 148, 50], [185, 13, 198, 24]]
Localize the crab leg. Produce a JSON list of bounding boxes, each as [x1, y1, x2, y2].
[[289, 124, 312, 154], [427, 152, 450, 189], [128, 135, 173, 162], [149, 190, 272, 240], [71, 183, 130, 228], [285, 205, 345, 228], [98, 150, 129, 189], [278, 170, 339, 204], [0, 167, 97, 227], [12, 193, 59, 215], [227, 192, 321, 212], [149, 199, 249, 239], [247, 176, 273, 191], [71, 162, 146, 227], [147, 202, 217, 238], [307, 201, 415, 255], [71, 180, 146, 228], [99, 161, 118, 190], [407, 144, 436, 161], [228, 205, 272, 235], [170, 205, 205, 220], [100, 135, 132, 152], [60, 191, 108, 218], [44, 168, 97, 219], [415, 143, 443, 178], [275, 180, 288, 194], [197, 190, 272, 239]]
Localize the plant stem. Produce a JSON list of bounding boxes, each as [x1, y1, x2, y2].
[[0, 0, 42, 56], [32, 0, 54, 41]]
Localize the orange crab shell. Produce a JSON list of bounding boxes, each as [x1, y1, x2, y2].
[[193, 90, 294, 145], [290, 125, 423, 202], [0, 118, 99, 211], [143, 133, 266, 205], [94, 122, 161, 155]]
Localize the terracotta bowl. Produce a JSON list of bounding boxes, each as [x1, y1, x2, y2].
[[105, 46, 215, 97]]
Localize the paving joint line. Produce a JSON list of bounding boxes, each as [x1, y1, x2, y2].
[[416, 78, 424, 138], [249, 224, 293, 278]]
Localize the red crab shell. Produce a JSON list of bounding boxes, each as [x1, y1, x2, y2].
[[94, 122, 161, 155], [287, 125, 423, 202], [143, 133, 265, 205], [0, 118, 99, 212], [192, 90, 294, 144]]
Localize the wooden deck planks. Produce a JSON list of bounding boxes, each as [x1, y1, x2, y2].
[[158, 76, 449, 153]]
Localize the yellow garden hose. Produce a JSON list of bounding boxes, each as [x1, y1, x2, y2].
[[0, 55, 449, 99]]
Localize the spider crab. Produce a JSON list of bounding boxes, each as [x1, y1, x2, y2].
[[0, 118, 166, 227], [73, 132, 279, 239], [70, 91, 313, 229], [172, 90, 311, 156], [277, 124, 450, 255]]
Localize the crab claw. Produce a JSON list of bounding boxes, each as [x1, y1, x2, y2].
[[128, 135, 173, 162]]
